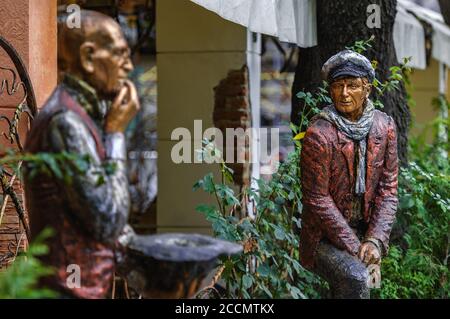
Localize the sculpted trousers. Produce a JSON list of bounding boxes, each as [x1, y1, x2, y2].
[[313, 241, 370, 299]]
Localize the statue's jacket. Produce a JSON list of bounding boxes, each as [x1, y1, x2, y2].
[[24, 75, 129, 299], [299, 110, 398, 270]]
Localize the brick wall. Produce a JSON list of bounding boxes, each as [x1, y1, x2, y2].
[[0, 0, 30, 269], [213, 66, 252, 187], [0, 0, 57, 269]]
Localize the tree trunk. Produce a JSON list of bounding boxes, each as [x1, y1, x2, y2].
[[438, 0, 450, 25], [291, 0, 410, 165]]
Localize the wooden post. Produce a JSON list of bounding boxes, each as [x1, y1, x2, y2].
[[438, 62, 448, 159]]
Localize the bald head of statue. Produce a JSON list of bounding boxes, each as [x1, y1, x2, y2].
[[58, 10, 133, 98]]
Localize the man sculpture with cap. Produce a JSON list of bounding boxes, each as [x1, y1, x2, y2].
[[299, 50, 398, 298]]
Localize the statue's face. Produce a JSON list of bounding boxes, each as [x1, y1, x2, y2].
[[330, 77, 370, 121], [87, 22, 133, 97]]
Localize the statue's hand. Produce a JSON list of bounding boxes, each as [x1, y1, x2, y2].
[[358, 242, 381, 265], [105, 80, 140, 133]]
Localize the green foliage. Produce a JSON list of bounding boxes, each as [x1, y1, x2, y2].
[[371, 58, 412, 109], [345, 35, 375, 53], [0, 148, 116, 187], [295, 81, 331, 133], [372, 118, 450, 299], [194, 97, 327, 299], [0, 228, 57, 299]]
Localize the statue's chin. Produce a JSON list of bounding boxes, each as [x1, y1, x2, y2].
[[99, 86, 121, 101], [118, 78, 126, 87], [112, 81, 127, 96]]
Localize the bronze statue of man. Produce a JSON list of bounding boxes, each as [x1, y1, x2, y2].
[[24, 10, 139, 299], [299, 50, 398, 298]]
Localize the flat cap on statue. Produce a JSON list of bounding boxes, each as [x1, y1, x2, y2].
[[321, 49, 375, 83]]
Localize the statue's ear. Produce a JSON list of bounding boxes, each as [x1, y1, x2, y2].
[[363, 78, 372, 98], [366, 83, 372, 98], [79, 42, 96, 74]]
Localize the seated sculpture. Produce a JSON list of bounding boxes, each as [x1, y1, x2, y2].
[[299, 50, 398, 299], [24, 10, 139, 299]]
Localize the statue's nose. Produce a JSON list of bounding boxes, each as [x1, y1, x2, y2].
[[123, 58, 134, 73], [341, 86, 350, 97]]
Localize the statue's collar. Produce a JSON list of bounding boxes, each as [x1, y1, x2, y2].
[[62, 74, 108, 124]]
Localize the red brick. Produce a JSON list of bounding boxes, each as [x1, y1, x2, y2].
[[0, 106, 30, 153], [213, 66, 252, 187]]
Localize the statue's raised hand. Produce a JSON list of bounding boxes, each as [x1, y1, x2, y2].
[[105, 80, 140, 133]]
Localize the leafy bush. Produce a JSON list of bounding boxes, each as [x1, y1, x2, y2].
[[0, 228, 57, 299], [194, 135, 326, 299], [372, 112, 450, 299]]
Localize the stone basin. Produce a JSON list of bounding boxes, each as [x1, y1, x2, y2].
[[117, 231, 242, 299]]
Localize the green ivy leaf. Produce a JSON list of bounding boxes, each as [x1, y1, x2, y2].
[[257, 264, 270, 277], [242, 274, 253, 289], [193, 173, 215, 193], [259, 283, 273, 298], [274, 227, 285, 240], [296, 91, 306, 99], [289, 285, 306, 299], [196, 204, 218, 219]]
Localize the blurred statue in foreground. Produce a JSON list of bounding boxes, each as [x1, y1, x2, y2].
[[299, 50, 398, 298], [24, 10, 241, 299], [25, 10, 138, 298]]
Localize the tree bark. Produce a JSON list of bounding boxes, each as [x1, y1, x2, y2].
[[291, 0, 410, 165], [438, 0, 450, 25]]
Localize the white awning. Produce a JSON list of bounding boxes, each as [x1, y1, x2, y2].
[[398, 0, 450, 68], [394, 3, 427, 69], [190, 0, 450, 69], [190, 0, 317, 47]]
